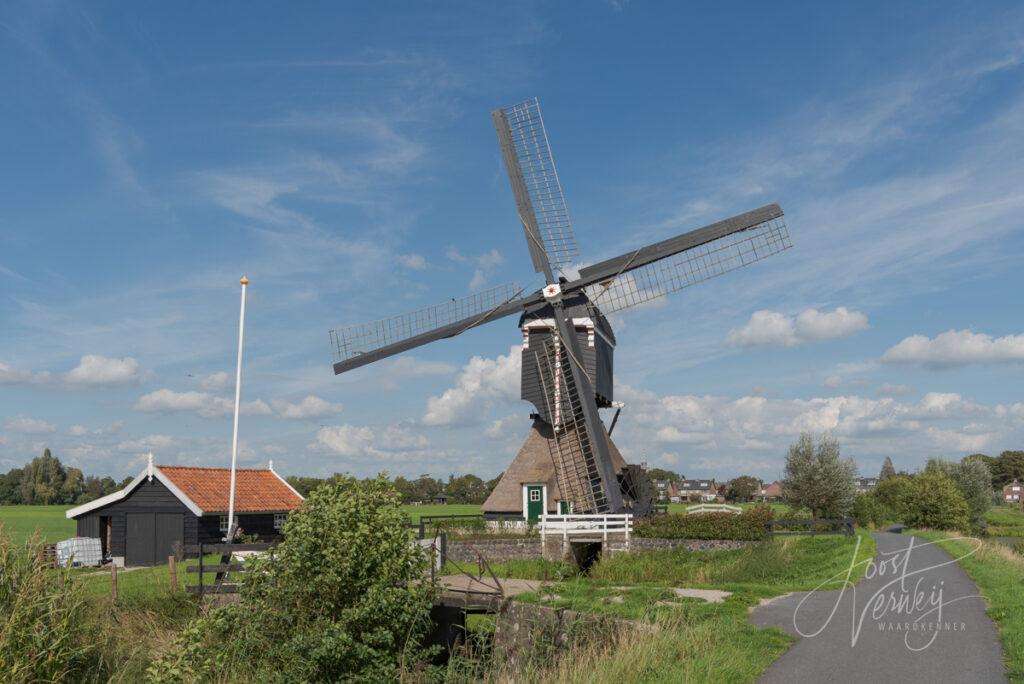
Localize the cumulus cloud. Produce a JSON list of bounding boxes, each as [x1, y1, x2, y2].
[[422, 347, 521, 426], [0, 361, 51, 385], [117, 434, 175, 452], [65, 355, 142, 386], [199, 371, 231, 391], [134, 389, 272, 418], [727, 307, 869, 348], [5, 416, 56, 434], [447, 247, 504, 290], [882, 329, 1024, 367], [273, 395, 344, 420], [313, 423, 428, 459], [877, 383, 912, 397]]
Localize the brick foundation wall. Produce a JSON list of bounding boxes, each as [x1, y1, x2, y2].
[[446, 537, 543, 564]]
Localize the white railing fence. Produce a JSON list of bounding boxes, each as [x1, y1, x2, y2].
[[685, 503, 742, 515], [539, 513, 633, 544]]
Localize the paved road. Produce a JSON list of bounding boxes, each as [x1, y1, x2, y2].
[[750, 532, 1006, 683]]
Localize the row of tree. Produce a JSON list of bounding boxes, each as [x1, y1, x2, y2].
[[286, 472, 503, 505], [0, 449, 129, 506]]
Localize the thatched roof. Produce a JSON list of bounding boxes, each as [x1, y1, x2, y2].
[[482, 418, 628, 513]]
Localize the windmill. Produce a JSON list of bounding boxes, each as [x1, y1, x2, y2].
[[330, 97, 792, 516]]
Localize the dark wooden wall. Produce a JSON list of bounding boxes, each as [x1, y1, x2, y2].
[[521, 327, 614, 423], [197, 513, 283, 544], [72, 478, 197, 563]]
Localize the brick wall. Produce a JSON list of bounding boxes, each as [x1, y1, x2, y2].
[[446, 537, 543, 564]]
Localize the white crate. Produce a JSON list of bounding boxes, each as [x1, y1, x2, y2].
[[55, 537, 103, 567]]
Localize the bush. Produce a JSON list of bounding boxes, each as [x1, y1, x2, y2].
[[926, 458, 992, 530], [634, 507, 773, 541], [901, 470, 970, 532], [0, 531, 100, 680], [851, 494, 892, 529], [872, 475, 915, 515], [150, 475, 438, 681]]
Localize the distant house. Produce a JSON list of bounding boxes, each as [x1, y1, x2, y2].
[[1003, 479, 1022, 503], [856, 477, 879, 494], [759, 481, 783, 501], [653, 479, 680, 503], [65, 458, 303, 566], [432, 494, 449, 505], [676, 479, 718, 503]]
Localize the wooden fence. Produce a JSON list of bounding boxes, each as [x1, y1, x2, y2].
[[184, 542, 275, 596], [685, 503, 743, 515], [767, 518, 855, 537]]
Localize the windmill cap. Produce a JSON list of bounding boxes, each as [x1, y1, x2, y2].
[[240, 275, 249, 285]]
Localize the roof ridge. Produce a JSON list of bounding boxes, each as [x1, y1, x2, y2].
[[157, 464, 270, 471]]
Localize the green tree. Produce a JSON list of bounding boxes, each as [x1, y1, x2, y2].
[[60, 467, 85, 504], [647, 468, 684, 482], [782, 433, 857, 518], [152, 475, 436, 680], [996, 451, 1024, 488], [726, 475, 761, 502], [19, 448, 66, 505], [0, 468, 22, 504], [902, 469, 970, 531], [873, 475, 915, 517], [444, 474, 489, 504], [878, 457, 897, 481], [926, 458, 992, 529]]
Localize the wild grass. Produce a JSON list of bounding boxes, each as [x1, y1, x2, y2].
[[985, 505, 1024, 537], [913, 530, 1024, 680]]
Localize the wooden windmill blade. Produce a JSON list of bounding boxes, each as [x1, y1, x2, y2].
[[492, 98, 580, 277], [330, 283, 537, 375], [573, 204, 792, 313]]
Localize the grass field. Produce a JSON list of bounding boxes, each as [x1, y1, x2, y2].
[[0, 504, 76, 542], [985, 505, 1024, 537], [469, 531, 876, 681]]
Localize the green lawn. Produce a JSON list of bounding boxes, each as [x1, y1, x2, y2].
[[0, 504, 75, 542], [914, 530, 1024, 680], [985, 505, 1024, 537]]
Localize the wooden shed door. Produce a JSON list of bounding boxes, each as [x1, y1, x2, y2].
[[155, 513, 184, 563], [125, 513, 155, 566], [526, 485, 544, 522]]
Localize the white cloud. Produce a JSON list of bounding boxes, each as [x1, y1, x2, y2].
[[65, 355, 141, 386], [313, 423, 428, 459], [0, 361, 51, 385], [68, 421, 123, 437], [134, 389, 272, 418], [117, 434, 175, 453], [447, 247, 504, 290], [485, 414, 522, 439], [273, 395, 344, 420], [422, 347, 521, 426], [882, 329, 1024, 367], [5, 416, 56, 434], [397, 253, 427, 270], [199, 371, 231, 391], [727, 307, 869, 348]]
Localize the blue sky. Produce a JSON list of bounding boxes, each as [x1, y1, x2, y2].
[[2, 1, 1024, 481]]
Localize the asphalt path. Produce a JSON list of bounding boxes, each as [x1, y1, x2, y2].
[[749, 531, 1006, 682]]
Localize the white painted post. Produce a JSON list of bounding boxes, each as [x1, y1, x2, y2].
[[603, 515, 608, 543], [226, 275, 248, 541]]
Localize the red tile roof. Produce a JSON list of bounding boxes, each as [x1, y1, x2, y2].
[[157, 465, 303, 513]]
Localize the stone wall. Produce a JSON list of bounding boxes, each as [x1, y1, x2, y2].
[[446, 537, 543, 564], [446, 535, 751, 564], [492, 601, 649, 669], [606, 537, 753, 553]]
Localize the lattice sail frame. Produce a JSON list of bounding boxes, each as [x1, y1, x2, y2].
[[533, 335, 609, 513], [329, 283, 522, 364], [499, 98, 580, 273], [586, 216, 791, 313]]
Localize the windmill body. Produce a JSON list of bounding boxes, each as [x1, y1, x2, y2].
[[329, 97, 793, 519]]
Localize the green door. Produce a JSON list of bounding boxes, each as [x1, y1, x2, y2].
[[526, 485, 544, 522]]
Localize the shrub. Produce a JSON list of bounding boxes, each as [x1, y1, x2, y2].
[[0, 531, 100, 681], [926, 458, 992, 530], [782, 433, 857, 518], [150, 475, 438, 681], [851, 493, 892, 528], [872, 475, 915, 516], [634, 507, 773, 541], [901, 470, 970, 532]]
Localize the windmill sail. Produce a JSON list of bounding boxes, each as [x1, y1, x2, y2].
[[579, 205, 791, 313], [330, 283, 530, 374], [493, 98, 579, 276], [534, 336, 610, 513]]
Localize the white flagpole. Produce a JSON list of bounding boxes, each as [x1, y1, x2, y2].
[[226, 275, 249, 541]]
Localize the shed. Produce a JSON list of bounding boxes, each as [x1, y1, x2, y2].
[[65, 458, 303, 566]]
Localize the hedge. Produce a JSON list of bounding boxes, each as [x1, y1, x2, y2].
[[634, 507, 773, 541]]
